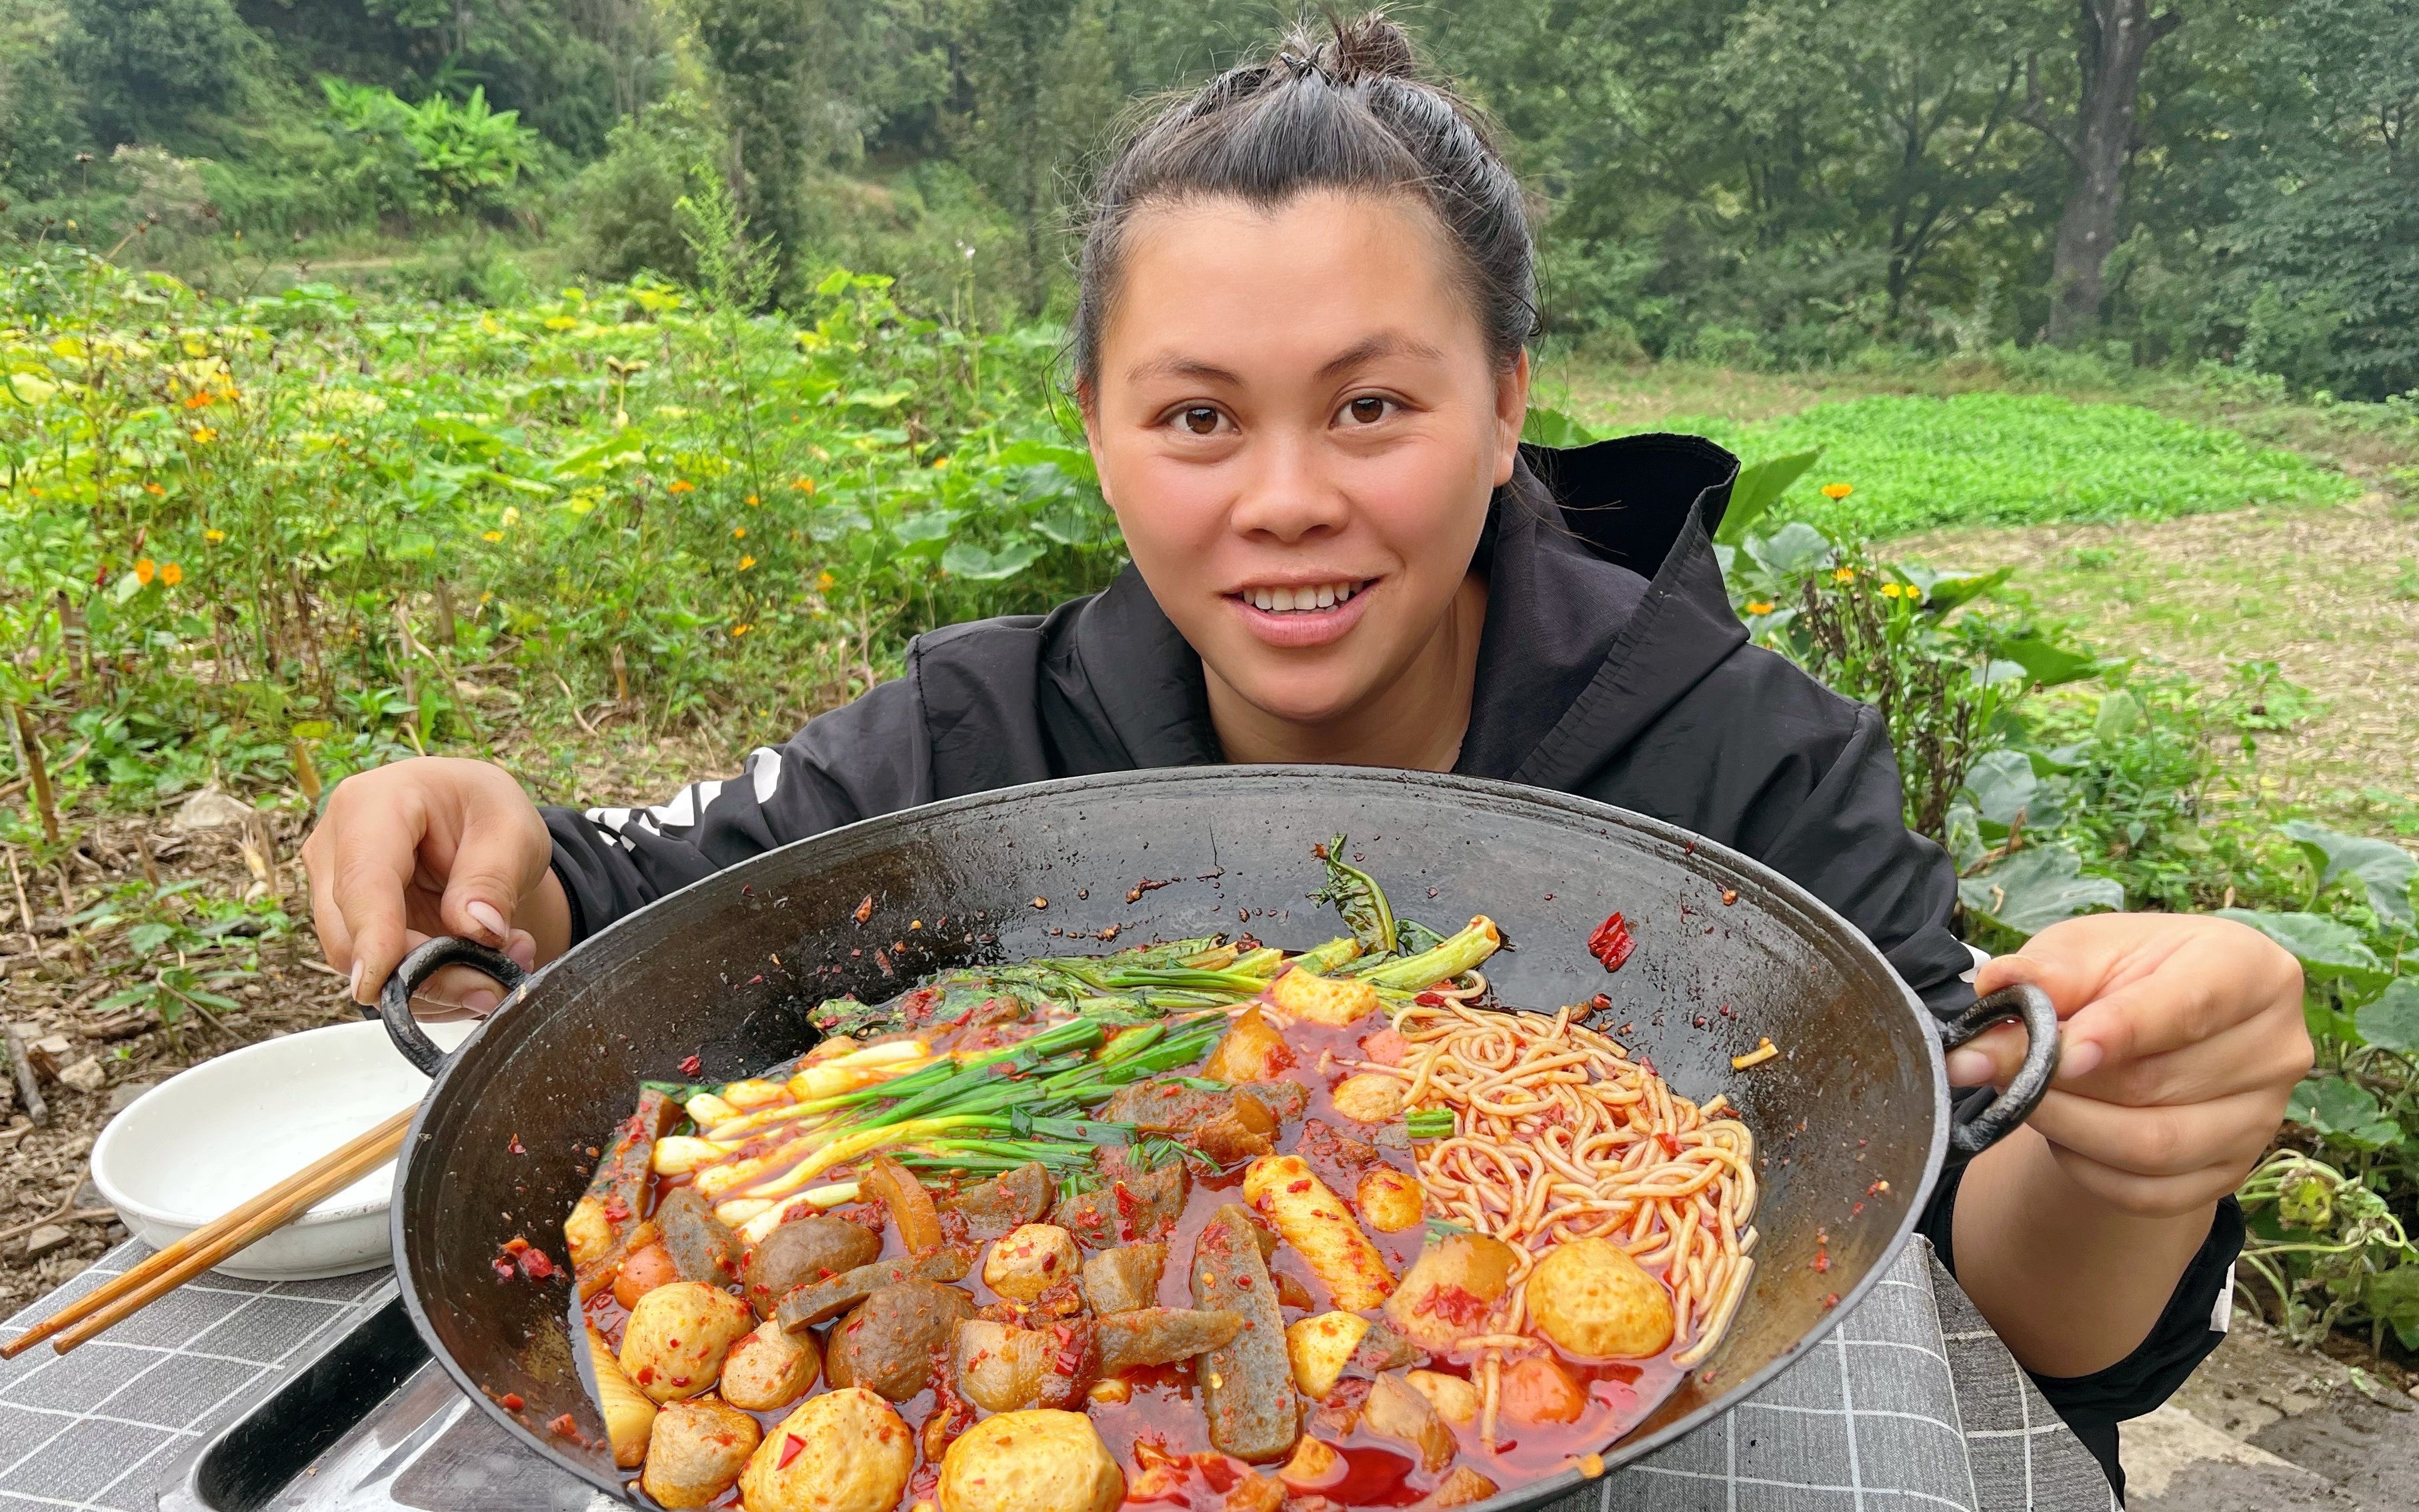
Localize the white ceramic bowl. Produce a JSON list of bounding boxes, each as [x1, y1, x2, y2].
[[91, 1017, 475, 1279]]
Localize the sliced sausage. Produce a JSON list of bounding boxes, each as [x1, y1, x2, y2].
[[1190, 1203, 1300, 1463], [1080, 1243, 1167, 1315], [656, 1188, 743, 1287], [743, 1215, 881, 1319], [1095, 1307, 1244, 1374], [1060, 1152, 1188, 1247], [941, 1161, 1053, 1240], [775, 1245, 973, 1332], [825, 1281, 975, 1401]]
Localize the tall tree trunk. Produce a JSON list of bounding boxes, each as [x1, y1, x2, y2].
[[2024, 1, 2182, 345]]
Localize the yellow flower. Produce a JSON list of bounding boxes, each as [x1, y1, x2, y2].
[[745, 494, 759, 506], [1745, 600, 1774, 615], [732, 525, 747, 539], [203, 528, 225, 543], [791, 477, 816, 493], [159, 562, 183, 587], [738, 555, 757, 571], [1832, 566, 1856, 583], [931, 456, 949, 471], [134, 558, 157, 585], [1880, 582, 1904, 598], [668, 479, 695, 493], [500, 506, 520, 528], [482, 530, 504, 543], [191, 426, 217, 443], [816, 571, 836, 591], [730, 623, 753, 637], [1821, 483, 1854, 500]]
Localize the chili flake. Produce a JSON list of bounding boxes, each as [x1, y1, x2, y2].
[[1588, 911, 1636, 972]]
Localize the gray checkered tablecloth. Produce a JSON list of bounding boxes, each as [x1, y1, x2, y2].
[[0, 1237, 2119, 1512]]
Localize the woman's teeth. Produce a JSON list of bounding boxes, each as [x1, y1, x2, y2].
[[1246, 582, 1361, 613]]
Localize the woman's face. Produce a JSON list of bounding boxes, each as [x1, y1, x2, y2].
[[1084, 191, 1528, 731]]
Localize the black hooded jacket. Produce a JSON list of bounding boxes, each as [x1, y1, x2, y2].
[[545, 433, 2235, 1491]]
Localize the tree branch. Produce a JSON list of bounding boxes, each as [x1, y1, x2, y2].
[[2017, 51, 2085, 167]]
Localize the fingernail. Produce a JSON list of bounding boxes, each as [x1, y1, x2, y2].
[[1945, 1049, 1992, 1086], [2060, 1039, 2104, 1079], [463, 989, 500, 1017], [349, 959, 365, 1003], [466, 901, 507, 941]]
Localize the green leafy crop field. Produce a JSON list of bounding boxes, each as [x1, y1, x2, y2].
[[1629, 392, 2362, 539]]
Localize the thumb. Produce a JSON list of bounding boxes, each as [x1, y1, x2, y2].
[[438, 814, 547, 947]]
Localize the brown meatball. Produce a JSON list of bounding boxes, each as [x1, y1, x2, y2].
[[742, 1214, 880, 1318], [825, 1281, 975, 1401]]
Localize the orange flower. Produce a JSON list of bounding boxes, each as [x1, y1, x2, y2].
[[732, 525, 747, 539], [791, 477, 815, 493], [667, 479, 695, 493], [1745, 600, 1774, 615], [931, 456, 949, 471], [738, 555, 757, 571], [730, 623, 753, 637], [183, 391, 212, 410], [159, 562, 183, 587], [1820, 483, 1854, 500], [143, 481, 165, 495], [816, 571, 836, 591], [134, 558, 157, 585], [745, 494, 759, 506]]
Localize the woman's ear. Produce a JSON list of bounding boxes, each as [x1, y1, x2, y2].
[[1493, 349, 1532, 487]]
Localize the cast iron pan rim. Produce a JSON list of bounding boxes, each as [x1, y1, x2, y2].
[[389, 764, 1953, 1510]]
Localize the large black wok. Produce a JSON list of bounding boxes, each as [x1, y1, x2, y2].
[[378, 767, 2052, 1509]]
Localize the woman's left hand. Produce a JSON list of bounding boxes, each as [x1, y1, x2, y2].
[[1949, 912, 2312, 1220]]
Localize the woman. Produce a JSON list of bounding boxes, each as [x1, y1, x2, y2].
[[303, 15, 2307, 1491]]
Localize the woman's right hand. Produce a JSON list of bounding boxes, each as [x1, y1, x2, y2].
[[301, 757, 573, 1018]]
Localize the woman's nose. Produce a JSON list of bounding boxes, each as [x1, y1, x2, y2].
[[1228, 429, 1352, 543]]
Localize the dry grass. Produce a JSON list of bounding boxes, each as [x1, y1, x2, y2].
[[1903, 493, 2419, 816]]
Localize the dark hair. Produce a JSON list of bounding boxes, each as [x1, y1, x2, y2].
[[1071, 11, 1536, 390]]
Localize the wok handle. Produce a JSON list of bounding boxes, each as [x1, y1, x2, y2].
[[1940, 982, 2060, 1156], [375, 935, 530, 1077]]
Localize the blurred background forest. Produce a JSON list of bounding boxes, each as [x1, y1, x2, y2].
[[3, 0, 2414, 395]]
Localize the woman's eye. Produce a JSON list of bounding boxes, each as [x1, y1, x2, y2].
[[1345, 396, 1391, 425], [1180, 407, 1222, 435]]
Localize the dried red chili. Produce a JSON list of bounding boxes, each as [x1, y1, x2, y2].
[[1588, 911, 1636, 972], [499, 1392, 524, 1411]]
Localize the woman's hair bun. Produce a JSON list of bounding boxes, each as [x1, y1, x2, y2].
[[1316, 11, 1418, 83]]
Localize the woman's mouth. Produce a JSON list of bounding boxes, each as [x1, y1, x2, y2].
[[1241, 580, 1364, 613], [1226, 578, 1376, 648]]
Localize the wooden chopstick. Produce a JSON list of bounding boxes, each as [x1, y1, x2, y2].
[[4, 1105, 417, 1359]]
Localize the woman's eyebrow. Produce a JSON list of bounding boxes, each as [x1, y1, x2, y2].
[[1125, 334, 1447, 388], [1316, 332, 1447, 378], [1125, 355, 1244, 385]]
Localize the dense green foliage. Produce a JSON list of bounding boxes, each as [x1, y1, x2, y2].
[[3, 0, 2414, 396], [0, 247, 1118, 799], [1639, 393, 2362, 538]]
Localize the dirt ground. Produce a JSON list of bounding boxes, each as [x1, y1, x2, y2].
[[1902, 491, 2419, 819], [0, 802, 357, 1318]]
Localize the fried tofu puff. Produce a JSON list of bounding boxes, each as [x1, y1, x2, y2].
[[1526, 1237, 1676, 1359], [938, 1409, 1124, 1512], [740, 1388, 915, 1512]]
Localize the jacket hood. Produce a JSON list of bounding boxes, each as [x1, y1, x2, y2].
[[1041, 431, 1748, 782]]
